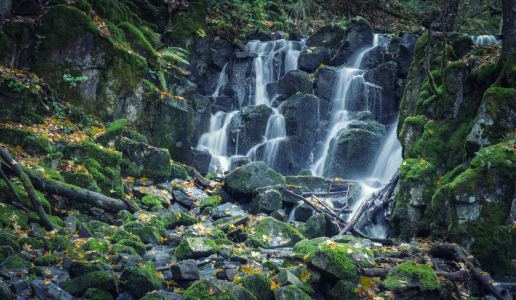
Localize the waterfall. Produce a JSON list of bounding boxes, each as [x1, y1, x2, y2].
[[370, 119, 403, 184], [212, 62, 228, 98], [197, 111, 238, 173], [468, 34, 500, 45]]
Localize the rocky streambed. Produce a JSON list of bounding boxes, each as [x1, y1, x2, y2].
[[0, 160, 512, 300]]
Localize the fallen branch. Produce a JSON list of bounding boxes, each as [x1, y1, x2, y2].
[[0, 166, 32, 213], [24, 167, 139, 213], [0, 146, 54, 230], [351, 228, 399, 246], [357, 267, 469, 281], [193, 168, 217, 188], [429, 243, 511, 300], [283, 189, 348, 224], [302, 191, 352, 197]]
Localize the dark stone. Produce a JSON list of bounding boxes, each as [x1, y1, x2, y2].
[[397, 44, 414, 78], [332, 17, 374, 66], [230, 156, 251, 170], [211, 203, 246, 219], [266, 83, 278, 98], [273, 31, 286, 40], [277, 70, 312, 99], [222, 161, 285, 202], [298, 47, 330, 74], [315, 66, 338, 101], [249, 189, 283, 214], [294, 203, 315, 222], [288, 32, 304, 42], [31, 280, 74, 300], [360, 45, 389, 70], [235, 52, 258, 59], [171, 259, 200, 281], [364, 61, 398, 123], [306, 25, 345, 48], [271, 209, 287, 222], [172, 190, 194, 208], [226, 105, 273, 155], [249, 30, 273, 41]]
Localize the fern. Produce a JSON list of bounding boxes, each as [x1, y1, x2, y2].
[[153, 46, 190, 90], [158, 70, 167, 90], [159, 47, 190, 66]]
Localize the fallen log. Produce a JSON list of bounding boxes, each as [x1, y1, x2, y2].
[[283, 189, 348, 224], [351, 228, 399, 246], [24, 167, 140, 213], [0, 166, 32, 213], [0, 146, 55, 230], [358, 267, 469, 281], [193, 168, 217, 188], [429, 243, 511, 300], [302, 191, 352, 197]]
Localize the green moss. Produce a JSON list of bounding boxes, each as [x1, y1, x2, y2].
[[246, 217, 305, 248], [44, 236, 72, 252], [167, 1, 207, 45], [141, 195, 164, 209], [293, 237, 330, 255], [120, 261, 164, 298], [0, 180, 51, 215], [109, 228, 140, 243], [79, 239, 109, 253], [328, 279, 361, 300], [62, 170, 101, 193], [62, 271, 118, 297], [111, 244, 140, 257], [118, 22, 158, 65], [200, 195, 221, 210], [382, 261, 440, 297], [183, 279, 237, 300], [179, 212, 199, 226], [83, 288, 114, 300], [69, 261, 110, 278], [117, 239, 146, 256], [174, 237, 217, 261], [98, 118, 127, 146], [90, 0, 141, 26], [33, 254, 59, 266], [235, 273, 271, 299], [306, 242, 358, 280], [75, 0, 92, 15], [1, 256, 32, 271]]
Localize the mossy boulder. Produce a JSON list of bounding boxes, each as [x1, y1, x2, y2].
[[0, 281, 13, 300], [284, 176, 329, 193], [306, 240, 373, 282], [235, 273, 271, 299], [277, 69, 313, 99], [0, 256, 32, 272], [62, 270, 118, 297], [97, 118, 127, 148], [119, 137, 172, 182], [223, 161, 285, 203], [332, 17, 374, 66], [249, 189, 283, 214], [0, 232, 21, 253], [246, 217, 304, 248], [0, 180, 51, 215], [124, 221, 163, 244], [174, 237, 217, 260], [293, 237, 331, 255], [273, 285, 311, 300], [120, 261, 164, 298], [380, 261, 440, 299], [298, 47, 331, 74], [183, 279, 238, 300], [306, 24, 345, 48], [324, 128, 384, 179], [69, 261, 111, 279], [79, 239, 109, 253], [33, 254, 59, 266], [83, 288, 114, 300], [298, 214, 327, 239]]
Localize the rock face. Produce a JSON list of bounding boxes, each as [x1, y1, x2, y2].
[[306, 24, 345, 48], [277, 69, 313, 99], [332, 17, 374, 66], [298, 47, 330, 74], [315, 66, 338, 101], [226, 105, 273, 155], [364, 61, 398, 124], [222, 161, 285, 202]]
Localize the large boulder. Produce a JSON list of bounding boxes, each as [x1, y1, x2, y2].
[[315, 66, 338, 101], [226, 104, 273, 155], [174, 237, 217, 260], [246, 217, 305, 248], [380, 261, 440, 300], [298, 47, 330, 74], [277, 70, 313, 99], [364, 61, 398, 124], [249, 189, 283, 214], [120, 262, 164, 298], [332, 17, 373, 66], [62, 271, 118, 297], [360, 45, 391, 70], [306, 24, 345, 48], [324, 127, 384, 179], [222, 161, 285, 202], [120, 138, 171, 182]]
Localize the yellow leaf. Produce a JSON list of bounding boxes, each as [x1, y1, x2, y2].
[[303, 254, 309, 261], [346, 248, 352, 254], [360, 276, 375, 289], [300, 270, 311, 283], [109, 146, 116, 152], [429, 129, 434, 134]]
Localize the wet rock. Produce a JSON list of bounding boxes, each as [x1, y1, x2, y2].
[[227, 104, 273, 155], [294, 203, 315, 222], [306, 25, 345, 48], [223, 161, 285, 202], [211, 203, 246, 219], [140, 291, 183, 300], [274, 286, 311, 300], [277, 69, 313, 99], [324, 128, 384, 179], [119, 137, 171, 182], [83, 288, 114, 300], [285, 176, 329, 193], [31, 280, 74, 300], [271, 209, 287, 222], [62, 271, 118, 297], [274, 31, 286, 39], [69, 261, 111, 279], [230, 156, 251, 170], [172, 190, 194, 208], [360, 45, 390, 70], [277, 269, 313, 294], [315, 66, 338, 101], [183, 279, 248, 300], [0, 281, 13, 300], [380, 261, 440, 300], [0, 256, 31, 274], [171, 259, 200, 281], [174, 237, 217, 261], [298, 214, 327, 239], [288, 32, 304, 42], [293, 237, 331, 255], [298, 47, 330, 74], [246, 217, 304, 248], [249, 189, 283, 214], [332, 17, 374, 66], [120, 261, 165, 298], [364, 61, 398, 123], [235, 273, 272, 299]]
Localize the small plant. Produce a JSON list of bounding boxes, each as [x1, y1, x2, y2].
[[499, 130, 516, 153], [5, 76, 26, 92], [296, 91, 303, 95], [474, 148, 492, 170], [62, 74, 88, 88]]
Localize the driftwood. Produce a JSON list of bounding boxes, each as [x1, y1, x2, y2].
[[155, 259, 211, 271], [0, 166, 32, 213], [429, 243, 511, 300], [358, 267, 469, 281], [302, 191, 353, 197], [193, 168, 217, 188], [0, 146, 55, 230], [351, 228, 399, 246], [324, 179, 353, 192], [341, 173, 399, 234], [283, 189, 348, 224], [24, 168, 140, 213]]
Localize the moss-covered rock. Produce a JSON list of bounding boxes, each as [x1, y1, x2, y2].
[[0, 256, 32, 272], [69, 261, 111, 278], [83, 288, 114, 300], [273, 285, 311, 300], [33, 254, 59, 266], [223, 161, 285, 203], [79, 239, 109, 253], [174, 237, 217, 260], [119, 138, 172, 182], [293, 237, 330, 255], [124, 221, 163, 244], [120, 261, 164, 298], [381, 261, 440, 299], [117, 239, 146, 256], [183, 279, 238, 300], [298, 214, 327, 239], [97, 118, 127, 148], [246, 217, 304, 248], [235, 273, 271, 299], [62, 271, 118, 297], [249, 189, 282, 214]]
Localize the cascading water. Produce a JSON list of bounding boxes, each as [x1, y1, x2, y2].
[[468, 34, 500, 45], [198, 39, 302, 173], [370, 118, 403, 184]]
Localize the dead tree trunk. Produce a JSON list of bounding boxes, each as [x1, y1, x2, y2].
[[0, 146, 55, 230]]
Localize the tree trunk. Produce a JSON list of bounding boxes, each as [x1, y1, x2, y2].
[[500, 0, 516, 64], [0, 146, 55, 230]]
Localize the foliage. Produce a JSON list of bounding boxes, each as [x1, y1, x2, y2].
[[62, 74, 88, 88]]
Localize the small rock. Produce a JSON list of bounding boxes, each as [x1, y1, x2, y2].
[[211, 203, 247, 219], [31, 280, 74, 300], [171, 259, 200, 281]]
